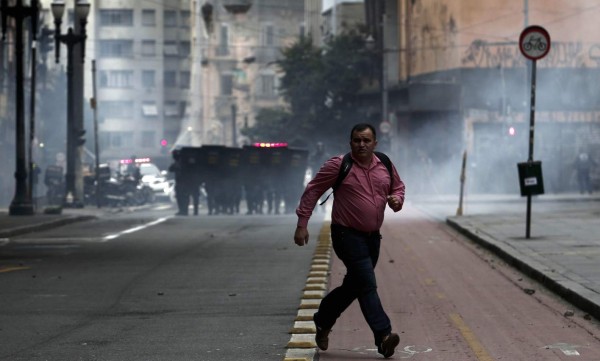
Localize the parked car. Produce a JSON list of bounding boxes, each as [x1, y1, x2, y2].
[[139, 163, 171, 201]]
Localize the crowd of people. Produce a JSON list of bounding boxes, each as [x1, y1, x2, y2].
[[168, 145, 308, 216]]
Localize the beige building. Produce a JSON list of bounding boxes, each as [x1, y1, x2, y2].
[[369, 0, 600, 193], [190, 0, 304, 148], [31, 0, 305, 169]]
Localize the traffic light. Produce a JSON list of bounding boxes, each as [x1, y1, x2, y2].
[[508, 126, 516, 136], [39, 26, 54, 55], [160, 138, 168, 154], [75, 129, 86, 146]]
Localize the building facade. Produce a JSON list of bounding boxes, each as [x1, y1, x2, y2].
[[190, 0, 304, 149], [367, 0, 600, 194], [88, 0, 191, 166]]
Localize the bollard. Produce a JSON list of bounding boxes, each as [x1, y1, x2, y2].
[[456, 150, 467, 216]]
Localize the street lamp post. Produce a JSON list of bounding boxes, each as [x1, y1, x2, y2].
[[51, 0, 90, 207], [366, 13, 390, 150], [2, 0, 39, 216], [231, 104, 237, 147]]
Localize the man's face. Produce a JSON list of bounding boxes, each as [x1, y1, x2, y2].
[[350, 128, 377, 161]]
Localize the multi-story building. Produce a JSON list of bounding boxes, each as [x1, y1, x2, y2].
[[190, 0, 305, 148], [365, 0, 600, 194], [33, 0, 305, 172], [90, 0, 191, 167], [304, 0, 323, 47]]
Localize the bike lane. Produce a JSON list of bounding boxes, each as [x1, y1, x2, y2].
[[298, 204, 600, 361]]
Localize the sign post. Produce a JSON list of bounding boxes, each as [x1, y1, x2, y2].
[[519, 25, 551, 239]]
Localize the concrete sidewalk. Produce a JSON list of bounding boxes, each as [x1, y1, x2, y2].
[[447, 204, 600, 320], [0, 205, 133, 239]]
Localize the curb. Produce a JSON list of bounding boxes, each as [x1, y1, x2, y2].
[[0, 215, 97, 239], [284, 221, 332, 361], [446, 217, 600, 321]]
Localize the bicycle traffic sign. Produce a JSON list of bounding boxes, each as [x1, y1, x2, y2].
[[519, 25, 551, 60]]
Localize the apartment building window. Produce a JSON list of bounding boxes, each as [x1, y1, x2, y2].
[[142, 101, 158, 118], [99, 9, 133, 26], [164, 10, 177, 27], [259, 74, 277, 96], [164, 101, 179, 117], [180, 10, 191, 28], [141, 40, 156, 57], [142, 70, 155, 88], [141, 131, 156, 148], [216, 24, 229, 56], [263, 24, 275, 46], [164, 41, 178, 56], [180, 71, 190, 89], [164, 71, 177, 88], [220, 74, 233, 95], [99, 40, 134, 58], [99, 70, 134, 88], [180, 101, 188, 117], [100, 131, 134, 148], [142, 9, 156, 26], [98, 101, 134, 120], [179, 41, 191, 58]]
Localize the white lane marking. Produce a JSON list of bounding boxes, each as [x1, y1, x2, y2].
[[543, 343, 582, 356], [102, 216, 171, 241], [153, 204, 173, 211], [399, 346, 433, 359]]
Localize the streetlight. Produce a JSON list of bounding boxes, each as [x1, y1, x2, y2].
[[1, 0, 39, 216], [366, 27, 390, 150], [51, 0, 90, 207]]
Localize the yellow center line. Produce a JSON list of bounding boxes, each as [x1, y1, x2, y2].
[[449, 313, 495, 361], [0, 266, 31, 273]]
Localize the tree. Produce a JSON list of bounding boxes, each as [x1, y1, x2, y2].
[[246, 27, 376, 152], [241, 107, 292, 141]]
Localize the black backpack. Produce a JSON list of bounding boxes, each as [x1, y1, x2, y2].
[[320, 151, 394, 205]]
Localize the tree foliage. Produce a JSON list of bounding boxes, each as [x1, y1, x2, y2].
[[244, 27, 377, 152]]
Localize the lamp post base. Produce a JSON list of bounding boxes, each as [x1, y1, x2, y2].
[[9, 201, 34, 216]]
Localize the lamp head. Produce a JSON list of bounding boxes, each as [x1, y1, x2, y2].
[[51, 0, 65, 21], [75, 1, 90, 20]]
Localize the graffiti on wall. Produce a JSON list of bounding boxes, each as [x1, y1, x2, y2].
[[462, 40, 600, 68]]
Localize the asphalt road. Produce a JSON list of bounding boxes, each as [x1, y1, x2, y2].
[[1, 199, 599, 360], [0, 207, 320, 361]]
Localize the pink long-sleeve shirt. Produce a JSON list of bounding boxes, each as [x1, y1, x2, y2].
[[296, 153, 406, 232]]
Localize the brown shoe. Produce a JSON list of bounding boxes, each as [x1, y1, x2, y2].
[[315, 325, 331, 351], [378, 333, 400, 358]]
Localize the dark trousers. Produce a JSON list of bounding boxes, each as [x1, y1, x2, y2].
[[314, 224, 392, 346], [175, 185, 189, 215]]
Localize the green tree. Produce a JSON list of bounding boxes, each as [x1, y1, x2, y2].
[[241, 107, 292, 141], [245, 28, 376, 151]]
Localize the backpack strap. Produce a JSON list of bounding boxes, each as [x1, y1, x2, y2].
[[319, 153, 352, 205], [332, 152, 353, 191], [319, 152, 394, 205], [374, 151, 394, 191]]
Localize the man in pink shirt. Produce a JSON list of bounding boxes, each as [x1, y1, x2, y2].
[[294, 123, 405, 358]]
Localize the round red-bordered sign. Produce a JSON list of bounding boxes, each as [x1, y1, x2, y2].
[[519, 25, 551, 60]]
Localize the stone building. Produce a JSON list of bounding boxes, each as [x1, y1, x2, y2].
[[365, 0, 600, 194]]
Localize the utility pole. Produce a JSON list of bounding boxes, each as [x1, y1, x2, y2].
[[91, 60, 101, 208], [231, 104, 237, 147]]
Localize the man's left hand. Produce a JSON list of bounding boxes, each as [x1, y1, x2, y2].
[[387, 195, 401, 210]]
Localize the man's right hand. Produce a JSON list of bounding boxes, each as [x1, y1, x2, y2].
[[294, 226, 309, 246]]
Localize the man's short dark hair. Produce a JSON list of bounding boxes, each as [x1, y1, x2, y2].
[[350, 123, 377, 140]]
